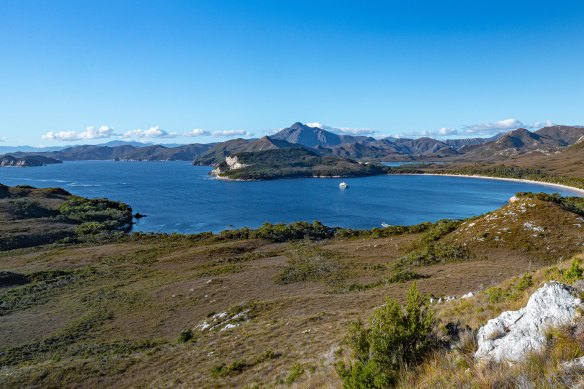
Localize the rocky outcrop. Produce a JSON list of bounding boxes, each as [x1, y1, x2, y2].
[[225, 156, 249, 170], [475, 281, 583, 363]]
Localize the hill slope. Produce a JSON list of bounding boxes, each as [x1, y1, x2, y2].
[[0, 191, 583, 387]]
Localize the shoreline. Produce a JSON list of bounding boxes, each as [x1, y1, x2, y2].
[[416, 173, 584, 196]]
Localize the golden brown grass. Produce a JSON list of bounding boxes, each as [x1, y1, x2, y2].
[[1, 199, 583, 387]]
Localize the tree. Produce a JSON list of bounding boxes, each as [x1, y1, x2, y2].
[[337, 283, 435, 388]]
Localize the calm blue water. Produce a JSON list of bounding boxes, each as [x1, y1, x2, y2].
[[0, 161, 580, 233]]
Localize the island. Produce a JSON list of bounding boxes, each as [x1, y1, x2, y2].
[[210, 147, 391, 180], [0, 155, 62, 167]]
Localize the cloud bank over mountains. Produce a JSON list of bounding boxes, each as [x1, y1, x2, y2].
[[42, 126, 116, 141], [41, 126, 253, 142], [38, 118, 555, 144], [385, 118, 554, 139], [305, 122, 376, 136]]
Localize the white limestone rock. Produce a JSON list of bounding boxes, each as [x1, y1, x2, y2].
[[562, 355, 584, 371], [475, 281, 583, 364]]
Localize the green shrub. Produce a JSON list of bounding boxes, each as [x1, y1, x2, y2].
[[337, 283, 435, 388], [177, 329, 194, 343], [9, 199, 54, 219], [515, 273, 533, 292], [397, 242, 471, 268], [486, 273, 535, 304], [76, 222, 107, 236], [563, 258, 584, 283], [60, 197, 132, 232], [210, 359, 248, 378], [286, 363, 305, 384]]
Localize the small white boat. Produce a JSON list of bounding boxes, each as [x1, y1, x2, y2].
[[339, 182, 348, 189], [381, 222, 391, 228]]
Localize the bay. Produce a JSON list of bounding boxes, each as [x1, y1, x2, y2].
[[0, 161, 579, 233]]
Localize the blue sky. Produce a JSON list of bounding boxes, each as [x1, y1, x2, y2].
[[1, 0, 583, 145]]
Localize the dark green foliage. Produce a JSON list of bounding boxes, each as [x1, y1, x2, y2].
[[386, 269, 426, 283], [563, 258, 584, 283], [418, 219, 463, 245], [253, 220, 335, 242], [76, 221, 108, 236], [343, 269, 426, 293], [397, 242, 471, 268], [210, 359, 249, 378], [59, 197, 133, 232], [286, 363, 305, 384], [0, 271, 30, 287], [337, 284, 435, 388], [177, 329, 194, 343], [485, 272, 535, 303], [254, 349, 280, 364], [8, 199, 55, 219]]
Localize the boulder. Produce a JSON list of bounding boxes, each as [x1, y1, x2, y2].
[[475, 281, 583, 363]]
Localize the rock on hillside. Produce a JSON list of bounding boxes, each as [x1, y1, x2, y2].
[[475, 281, 583, 363]]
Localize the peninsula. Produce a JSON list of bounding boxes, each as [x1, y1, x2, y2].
[[210, 147, 391, 180]]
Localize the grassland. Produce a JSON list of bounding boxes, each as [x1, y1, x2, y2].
[[1, 184, 583, 387]]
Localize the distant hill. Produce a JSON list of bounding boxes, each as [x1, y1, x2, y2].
[[0, 145, 66, 154], [193, 137, 302, 165], [459, 128, 567, 160], [7, 143, 214, 162], [534, 125, 584, 145], [317, 136, 460, 161]]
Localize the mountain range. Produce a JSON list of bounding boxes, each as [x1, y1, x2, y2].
[[2, 123, 584, 165]]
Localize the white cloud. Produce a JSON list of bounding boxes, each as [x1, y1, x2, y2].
[[0, 136, 6, 142], [42, 126, 115, 141], [438, 127, 458, 136], [123, 126, 176, 139], [212, 130, 252, 137], [183, 128, 211, 137], [391, 118, 557, 139], [306, 122, 376, 136], [460, 118, 556, 136], [391, 127, 459, 138], [461, 118, 525, 135], [532, 120, 555, 128]]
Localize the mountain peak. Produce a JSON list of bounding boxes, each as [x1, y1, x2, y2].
[[289, 122, 308, 130]]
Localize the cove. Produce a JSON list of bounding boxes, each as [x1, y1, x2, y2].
[[0, 161, 580, 234]]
